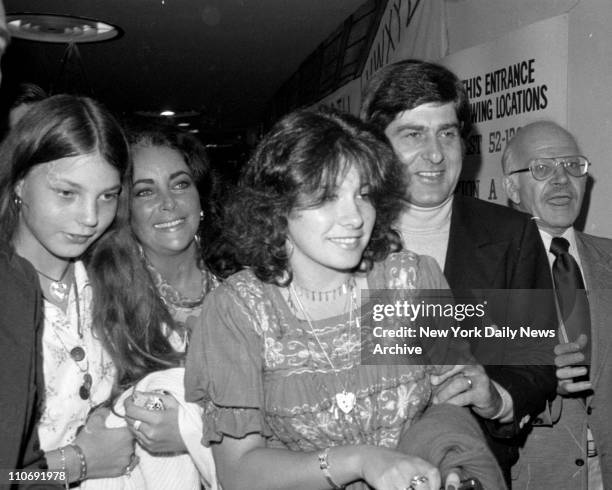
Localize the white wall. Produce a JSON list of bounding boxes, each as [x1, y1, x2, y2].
[[444, 0, 612, 238]]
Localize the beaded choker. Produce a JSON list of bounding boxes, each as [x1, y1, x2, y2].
[[293, 278, 352, 302]]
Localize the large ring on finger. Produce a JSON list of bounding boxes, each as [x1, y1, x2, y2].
[[133, 419, 142, 431], [465, 375, 473, 389], [408, 474, 429, 488]]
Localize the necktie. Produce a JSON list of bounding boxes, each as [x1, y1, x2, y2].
[[550, 236, 591, 377]]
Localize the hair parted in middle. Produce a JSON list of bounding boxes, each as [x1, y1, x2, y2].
[[0, 93, 129, 250], [360, 59, 471, 138], [209, 106, 405, 285]]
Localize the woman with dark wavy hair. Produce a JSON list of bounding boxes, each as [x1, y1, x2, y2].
[[0, 94, 135, 484], [84, 124, 220, 489], [185, 108, 469, 490]]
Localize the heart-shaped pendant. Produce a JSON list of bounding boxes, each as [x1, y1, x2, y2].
[[49, 281, 68, 303], [335, 391, 356, 414]]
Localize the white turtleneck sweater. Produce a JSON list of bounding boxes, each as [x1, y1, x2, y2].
[[396, 196, 453, 269]]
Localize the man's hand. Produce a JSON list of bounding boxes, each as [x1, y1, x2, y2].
[[555, 334, 592, 396], [430, 364, 503, 419]]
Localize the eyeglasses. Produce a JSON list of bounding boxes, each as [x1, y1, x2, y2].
[[507, 155, 590, 181]]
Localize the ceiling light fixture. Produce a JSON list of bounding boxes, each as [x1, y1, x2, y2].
[[6, 13, 121, 43], [178, 122, 190, 127], [135, 109, 200, 120]]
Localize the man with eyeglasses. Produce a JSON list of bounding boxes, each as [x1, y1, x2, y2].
[[502, 120, 612, 489]]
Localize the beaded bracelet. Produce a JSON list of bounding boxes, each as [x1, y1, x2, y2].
[[69, 444, 88, 481], [58, 446, 69, 490], [318, 447, 343, 489]]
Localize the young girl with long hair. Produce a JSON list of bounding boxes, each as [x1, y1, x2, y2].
[[0, 94, 135, 485]]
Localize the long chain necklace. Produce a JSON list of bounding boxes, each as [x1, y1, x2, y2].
[[289, 278, 359, 415], [35, 263, 71, 303]]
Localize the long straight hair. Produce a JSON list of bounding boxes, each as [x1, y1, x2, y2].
[[0, 94, 129, 249]]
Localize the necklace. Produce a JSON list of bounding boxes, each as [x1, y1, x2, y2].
[[145, 260, 211, 309], [50, 279, 92, 400], [292, 278, 352, 302], [290, 278, 359, 415], [35, 264, 71, 303]]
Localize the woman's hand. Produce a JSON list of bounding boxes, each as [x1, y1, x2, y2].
[[359, 446, 441, 490], [124, 392, 187, 454], [74, 406, 135, 479]]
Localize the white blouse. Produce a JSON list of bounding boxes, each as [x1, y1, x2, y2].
[[38, 261, 116, 451]]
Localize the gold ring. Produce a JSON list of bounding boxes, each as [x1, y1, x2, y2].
[[465, 375, 472, 389], [133, 420, 142, 431]]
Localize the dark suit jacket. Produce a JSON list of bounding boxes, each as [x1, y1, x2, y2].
[[443, 194, 558, 480], [512, 231, 612, 489], [0, 245, 52, 489]]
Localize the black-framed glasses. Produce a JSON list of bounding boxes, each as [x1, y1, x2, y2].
[[507, 155, 590, 181]]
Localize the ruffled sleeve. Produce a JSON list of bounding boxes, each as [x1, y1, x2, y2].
[[185, 272, 272, 445]]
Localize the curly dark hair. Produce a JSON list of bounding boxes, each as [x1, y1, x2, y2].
[[209, 107, 405, 285]]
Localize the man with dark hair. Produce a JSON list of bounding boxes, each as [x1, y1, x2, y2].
[[361, 60, 557, 482], [502, 121, 612, 489]]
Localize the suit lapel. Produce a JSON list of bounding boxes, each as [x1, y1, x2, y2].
[[445, 195, 508, 288], [576, 232, 612, 390]]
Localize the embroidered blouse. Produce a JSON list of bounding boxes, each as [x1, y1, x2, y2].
[[186, 251, 453, 456], [38, 261, 116, 451]]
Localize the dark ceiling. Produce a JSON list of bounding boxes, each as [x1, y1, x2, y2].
[[2, 0, 365, 139]]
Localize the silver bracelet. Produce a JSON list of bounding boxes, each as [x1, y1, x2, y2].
[[69, 443, 88, 481], [318, 447, 343, 489], [59, 446, 69, 490]]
